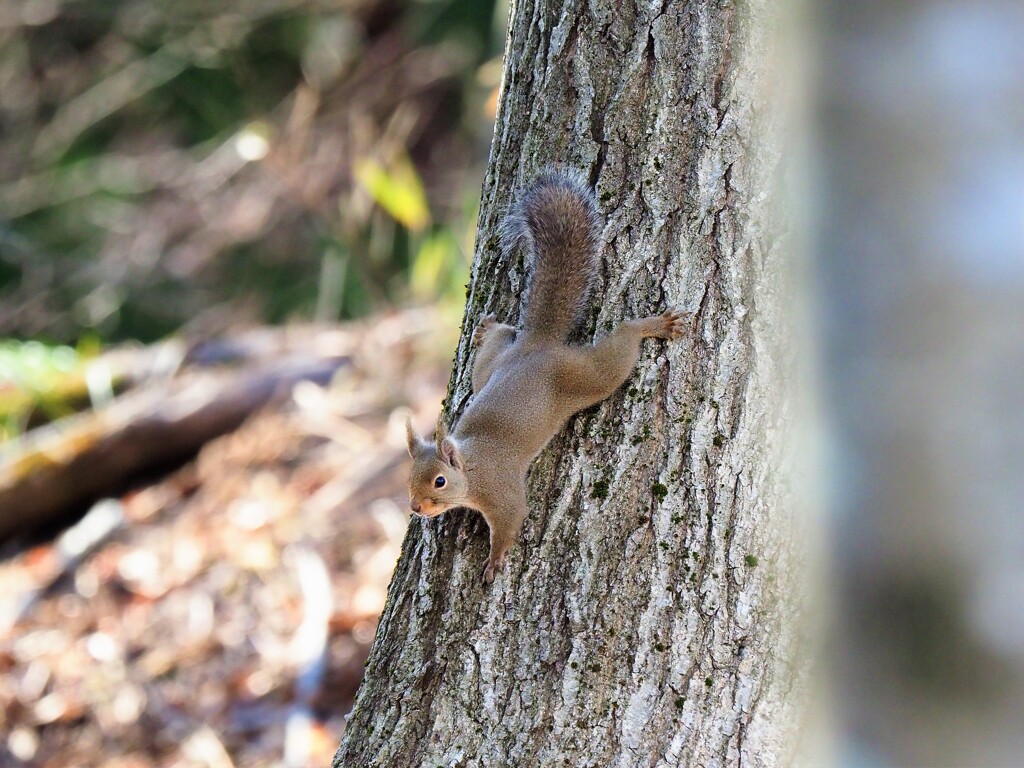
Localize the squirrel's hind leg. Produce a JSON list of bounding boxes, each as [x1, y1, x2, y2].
[[558, 310, 685, 404], [627, 309, 686, 341], [472, 313, 516, 393]]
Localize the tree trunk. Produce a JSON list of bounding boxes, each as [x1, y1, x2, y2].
[[334, 0, 807, 765]]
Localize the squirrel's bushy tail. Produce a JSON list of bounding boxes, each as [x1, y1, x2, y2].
[[501, 169, 601, 342]]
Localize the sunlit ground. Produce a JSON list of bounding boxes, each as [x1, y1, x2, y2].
[[0, 309, 454, 766]]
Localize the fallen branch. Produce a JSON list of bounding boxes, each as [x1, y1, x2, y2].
[[0, 356, 347, 541]]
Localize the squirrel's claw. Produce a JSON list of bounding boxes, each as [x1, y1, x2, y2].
[[482, 549, 507, 584], [658, 309, 686, 341], [472, 313, 498, 347]]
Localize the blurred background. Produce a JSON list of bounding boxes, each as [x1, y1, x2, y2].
[[0, 0, 502, 765], [1, 0, 1023, 766], [820, 1, 1024, 765], [0, 0, 501, 350]]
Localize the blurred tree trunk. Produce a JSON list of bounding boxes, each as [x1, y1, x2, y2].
[[334, 0, 808, 766]]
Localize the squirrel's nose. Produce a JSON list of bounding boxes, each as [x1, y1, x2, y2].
[[410, 500, 421, 514]]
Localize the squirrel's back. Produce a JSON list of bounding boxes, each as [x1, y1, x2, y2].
[[501, 170, 601, 343]]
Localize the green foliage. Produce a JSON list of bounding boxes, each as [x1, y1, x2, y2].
[[0, 0, 503, 344], [0, 341, 79, 389], [356, 155, 431, 232], [0, 340, 92, 440]]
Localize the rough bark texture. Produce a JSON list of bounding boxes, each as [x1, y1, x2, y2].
[[335, 0, 804, 765]]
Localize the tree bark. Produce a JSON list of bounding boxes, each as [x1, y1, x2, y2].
[[334, 0, 806, 765]]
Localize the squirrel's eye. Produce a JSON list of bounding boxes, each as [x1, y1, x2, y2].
[[434, 476, 446, 489]]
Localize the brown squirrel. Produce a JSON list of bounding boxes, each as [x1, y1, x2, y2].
[[406, 170, 684, 582]]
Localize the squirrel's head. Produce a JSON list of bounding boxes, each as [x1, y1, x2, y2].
[[405, 415, 469, 517]]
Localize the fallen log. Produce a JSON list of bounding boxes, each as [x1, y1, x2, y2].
[[0, 356, 348, 542]]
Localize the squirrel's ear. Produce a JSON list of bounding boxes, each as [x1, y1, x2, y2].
[[434, 415, 463, 469], [437, 435, 463, 471], [405, 415, 423, 457]]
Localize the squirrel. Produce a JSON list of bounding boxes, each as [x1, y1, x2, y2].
[[406, 169, 685, 583]]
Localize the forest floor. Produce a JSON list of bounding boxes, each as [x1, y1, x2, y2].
[[0, 308, 456, 768]]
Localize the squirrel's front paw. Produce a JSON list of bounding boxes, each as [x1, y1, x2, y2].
[[654, 309, 686, 340], [472, 313, 498, 347]]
